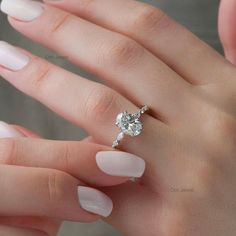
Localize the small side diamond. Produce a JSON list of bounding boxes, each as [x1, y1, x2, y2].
[[140, 105, 149, 114], [116, 112, 143, 136], [117, 132, 124, 141], [113, 106, 148, 147], [112, 140, 119, 148]]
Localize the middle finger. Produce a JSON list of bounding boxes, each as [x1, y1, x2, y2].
[[0, 42, 170, 169], [1, 0, 193, 123], [0, 137, 145, 185]]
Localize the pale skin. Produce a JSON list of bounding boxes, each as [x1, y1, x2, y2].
[[0, 0, 236, 235]]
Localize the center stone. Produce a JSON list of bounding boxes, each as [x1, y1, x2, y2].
[[116, 111, 142, 136]]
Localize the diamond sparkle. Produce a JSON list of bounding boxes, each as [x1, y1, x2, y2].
[[112, 106, 149, 148], [116, 111, 143, 137]]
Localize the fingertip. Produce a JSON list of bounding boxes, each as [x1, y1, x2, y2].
[[78, 186, 113, 218]]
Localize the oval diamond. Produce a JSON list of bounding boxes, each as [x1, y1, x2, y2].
[[116, 112, 143, 136]]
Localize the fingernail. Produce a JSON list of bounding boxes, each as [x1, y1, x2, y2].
[[78, 186, 113, 217], [0, 0, 44, 22], [96, 151, 145, 178], [0, 121, 24, 138], [0, 41, 29, 71]]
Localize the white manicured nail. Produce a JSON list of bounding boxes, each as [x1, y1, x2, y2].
[[0, 41, 29, 71], [96, 151, 145, 178], [78, 186, 113, 217], [0, 0, 43, 22], [0, 121, 24, 138]]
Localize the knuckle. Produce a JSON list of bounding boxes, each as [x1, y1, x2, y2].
[[45, 12, 71, 36], [197, 163, 215, 188], [218, 119, 236, 141], [23, 59, 53, 92], [101, 38, 144, 66], [196, 162, 222, 195], [0, 139, 17, 165], [131, 5, 169, 31], [56, 143, 72, 172], [83, 85, 118, 122], [206, 113, 236, 148], [46, 171, 68, 203], [77, 0, 95, 10], [39, 170, 78, 216], [161, 204, 192, 236], [31, 66, 52, 89]]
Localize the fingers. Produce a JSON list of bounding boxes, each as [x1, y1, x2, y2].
[[0, 120, 182, 195], [0, 0, 193, 123], [0, 165, 113, 220], [0, 42, 171, 170], [43, 0, 235, 85], [0, 121, 146, 184], [219, 0, 236, 65], [0, 225, 48, 236], [0, 42, 141, 144], [0, 217, 60, 236], [0, 136, 145, 185], [0, 121, 182, 194]]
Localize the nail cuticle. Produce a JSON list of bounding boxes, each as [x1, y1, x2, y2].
[[0, 0, 44, 22]]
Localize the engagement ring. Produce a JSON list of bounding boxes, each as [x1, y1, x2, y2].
[[112, 105, 149, 148]]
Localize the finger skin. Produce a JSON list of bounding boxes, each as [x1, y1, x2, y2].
[[0, 217, 60, 236], [0, 131, 60, 236], [0, 165, 100, 222], [0, 45, 142, 146], [44, 0, 234, 85], [101, 182, 161, 236], [0, 138, 128, 186], [0, 45, 167, 167], [219, 0, 236, 65], [11, 125, 41, 138], [0, 225, 48, 236], [5, 3, 192, 123]]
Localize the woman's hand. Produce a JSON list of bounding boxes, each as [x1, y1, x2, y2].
[[1, 0, 236, 235], [0, 123, 62, 236], [0, 122, 145, 235]]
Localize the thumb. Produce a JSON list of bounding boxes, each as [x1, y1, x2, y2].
[[219, 0, 236, 65]]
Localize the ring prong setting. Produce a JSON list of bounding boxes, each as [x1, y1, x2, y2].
[[112, 106, 149, 148]]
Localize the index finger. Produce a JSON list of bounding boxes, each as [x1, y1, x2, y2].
[[0, 135, 145, 186]]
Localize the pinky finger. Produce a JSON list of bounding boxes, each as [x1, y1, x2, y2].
[[0, 225, 48, 236]]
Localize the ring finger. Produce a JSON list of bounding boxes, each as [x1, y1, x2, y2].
[[0, 42, 170, 167], [0, 133, 145, 185]]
